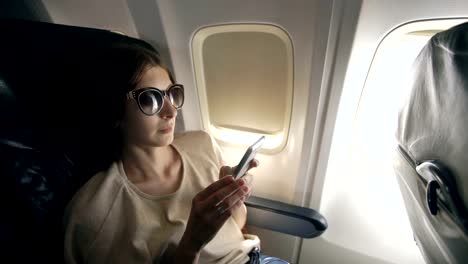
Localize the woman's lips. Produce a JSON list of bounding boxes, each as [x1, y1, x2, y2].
[[158, 126, 173, 134]]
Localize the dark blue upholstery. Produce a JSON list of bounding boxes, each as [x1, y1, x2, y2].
[[0, 18, 154, 263]]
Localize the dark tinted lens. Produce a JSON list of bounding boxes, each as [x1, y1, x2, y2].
[[138, 90, 163, 115], [168, 86, 184, 108]]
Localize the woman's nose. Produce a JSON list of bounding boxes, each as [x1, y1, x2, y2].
[[158, 96, 177, 120]]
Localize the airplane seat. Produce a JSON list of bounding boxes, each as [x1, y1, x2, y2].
[[0, 18, 155, 262], [394, 22, 468, 263]]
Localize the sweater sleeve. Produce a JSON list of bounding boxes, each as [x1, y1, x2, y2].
[[63, 173, 107, 264], [63, 165, 135, 264]]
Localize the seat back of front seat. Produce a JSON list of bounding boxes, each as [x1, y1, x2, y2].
[[394, 21, 468, 264]]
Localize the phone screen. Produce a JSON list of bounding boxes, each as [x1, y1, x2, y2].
[[233, 136, 265, 179]]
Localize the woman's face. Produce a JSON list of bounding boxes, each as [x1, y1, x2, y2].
[[121, 66, 177, 148]]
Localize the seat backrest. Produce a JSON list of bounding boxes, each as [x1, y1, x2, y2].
[[0, 18, 155, 263], [394, 22, 468, 263]]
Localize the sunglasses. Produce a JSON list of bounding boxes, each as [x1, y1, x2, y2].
[[126, 84, 184, 116]]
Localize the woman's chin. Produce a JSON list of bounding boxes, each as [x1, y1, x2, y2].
[[153, 133, 174, 146]]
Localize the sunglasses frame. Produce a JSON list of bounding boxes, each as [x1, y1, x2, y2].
[[126, 84, 184, 116]]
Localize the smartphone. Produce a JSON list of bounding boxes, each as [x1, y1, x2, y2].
[[232, 136, 265, 179]]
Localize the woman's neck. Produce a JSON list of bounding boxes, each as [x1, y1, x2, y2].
[[121, 143, 176, 183]]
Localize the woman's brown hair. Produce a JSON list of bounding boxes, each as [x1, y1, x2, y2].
[[59, 42, 175, 173]]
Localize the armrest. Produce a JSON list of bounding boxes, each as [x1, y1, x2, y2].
[[245, 196, 327, 238]]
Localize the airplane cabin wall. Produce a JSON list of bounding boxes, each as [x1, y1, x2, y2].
[[301, 0, 468, 263]]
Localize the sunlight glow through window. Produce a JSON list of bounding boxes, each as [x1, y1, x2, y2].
[[192, 24, 293, 152]]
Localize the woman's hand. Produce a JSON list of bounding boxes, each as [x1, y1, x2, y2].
[[220, 159, 259, 198], [175, 175, 250, 262], [219, 160, 258, 230]]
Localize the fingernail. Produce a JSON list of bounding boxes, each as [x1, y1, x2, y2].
[[238, 178, 245, 186], [242, 185, 249, 193]]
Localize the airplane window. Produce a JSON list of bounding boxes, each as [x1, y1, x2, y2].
[[192, 24, 293, 152], [320, 19, 468, 263]]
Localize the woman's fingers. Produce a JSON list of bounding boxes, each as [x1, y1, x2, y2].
[[195, 176, 248, 213], [222, 186, 249, 211], [228, 159, 259, 178], [243, 173, 253, 185], [219, 165, 233, 178], [204, 178, 246, 208], [208, 180, 249, 213], [248, 159, 259, 170], [195, 175, 235, 201]]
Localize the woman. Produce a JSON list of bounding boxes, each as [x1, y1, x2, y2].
[[63, 43, 274, 263]]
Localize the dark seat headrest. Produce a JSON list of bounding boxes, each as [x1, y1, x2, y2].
[[0, 18, 157, 170], [397, 22, 468, 210], [0, 18, 156, 262]]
